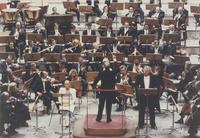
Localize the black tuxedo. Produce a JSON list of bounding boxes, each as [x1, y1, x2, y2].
[[136, 74, 158, 127], [117, 27, 133, 36], [93, 68, 117, 121], [83, 29, 96, 35], [149, 10, 165, 25]]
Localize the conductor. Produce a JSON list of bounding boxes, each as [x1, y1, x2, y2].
[[92, 59, 117, 123]]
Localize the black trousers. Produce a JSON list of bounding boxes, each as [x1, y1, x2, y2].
[[97, 92, 113, 121], [138, 96, 156, 127]]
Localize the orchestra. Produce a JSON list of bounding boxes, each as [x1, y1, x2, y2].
[[0, 0, 200, 137]]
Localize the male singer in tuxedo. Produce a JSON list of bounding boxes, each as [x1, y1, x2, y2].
[[136, 66, 159, 129], [92, 60, 117, 123]]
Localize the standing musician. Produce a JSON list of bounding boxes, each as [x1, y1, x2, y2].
[[136, 66, 159, 129], [92, 60, 117, 123]]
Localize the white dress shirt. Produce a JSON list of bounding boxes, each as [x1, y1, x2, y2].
[[144, 29, 149, 35], [124, 28, 128, 36], [144, 75, 150, 89]]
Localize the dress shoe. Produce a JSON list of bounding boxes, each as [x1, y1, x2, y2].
[[107, 119, 112, 123], [175, 118, 183, 124], [96, 119, 101, 122], [151, 125, 157, 129], [6, 128, 18, 135]]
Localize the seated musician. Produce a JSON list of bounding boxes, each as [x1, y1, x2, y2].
[[138, 24, 154, 36], [58, 80, 77, 113], [165, 24, 177, 34], [65, 0, 80, 23], [116, 65, 132, 111], [83, 22, 96, 35], [51, 7, 60, 15], [174, 6, 188, 30], [6, 41, 15, 53], [24, 40, 41, 53], [134, 4, 144, 24], [100, 25, 115, 37], [132, 59, 143, 74], [50, 23, 62, 36], [100, 5, 115, 20], [32, 22, 46, 37], [152, 40, 162, 54], [148, 6, 165, 25], [68, 24, 79, 35], [125, 6, 135, 17], [7, 82, 30, 127], [0, 92, 18, 135], [117, 22, 133, 36], [175, 72, 200, 125], [10, 21, 26, 59], [135, 66, 159, 129], [67, 69, 80, 81]]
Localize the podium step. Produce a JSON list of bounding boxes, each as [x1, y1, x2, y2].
[[84, 114, 126, 136]]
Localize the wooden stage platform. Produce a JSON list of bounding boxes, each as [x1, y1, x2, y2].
[[73, 114, 136, 138]]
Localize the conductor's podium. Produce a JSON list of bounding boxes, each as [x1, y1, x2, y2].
[[73, 114, 136, 138]]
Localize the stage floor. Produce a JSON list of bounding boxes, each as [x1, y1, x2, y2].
[[1, 95, 200, 138]]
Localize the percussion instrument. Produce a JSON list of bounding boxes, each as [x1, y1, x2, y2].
[[2, 8, 18, 24], [28, 3, 49, 19], [24, 7, 41, 21]]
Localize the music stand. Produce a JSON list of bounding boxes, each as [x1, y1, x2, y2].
[[82, 35, 96, 43], [174, 55, 189, 65], [146, 53, 162, 61], [79, 5, 93, 15], [168, 2, 184, 9], [96, 18, 112, 26], [144, 18, 159, 29], [24, 53, 41, 62], [163, 33, 180, 43], [128, 55, 143, 63], [44, 53, 61, 62], [48, 35, 65, 44], [146, 4, 159, 10], [64, 34, 80, 42], [27, 33, 43, 43], [190, 6, 200, 37], [117, 36, 133, 44], [163, 19, 176, 26], [52, 93, 72, 138], [63, 2, 76, 10], [124, 2, 139, 10], [0, 36, 14, 43], [51, 72, 66, 82], [121, 16, 134, 25], [137, 88, 157, 138], [0, 52, 16, 60], [64, 53, 81, 63], [139, 34, 155, 44], [107, 53, 125, 61]]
